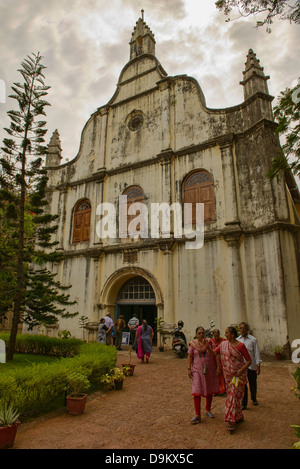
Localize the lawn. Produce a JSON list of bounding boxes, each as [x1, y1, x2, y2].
[[0, 353, 59, 370]]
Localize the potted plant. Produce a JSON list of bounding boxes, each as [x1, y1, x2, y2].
[[65, 371, 91, 415], [0, 403, 20, 449], [122, 346, 136, 375], [112, 367, 126, 390], [100, 367, 126, 390], [274, 345, 283, 360]]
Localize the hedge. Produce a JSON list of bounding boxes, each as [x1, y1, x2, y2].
[[0, 340, 117, 419], [0, 333, 83, 357]]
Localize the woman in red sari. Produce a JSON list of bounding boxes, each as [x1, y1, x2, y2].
[[211, 329, 226, 394], [206, 326, 251, 432]]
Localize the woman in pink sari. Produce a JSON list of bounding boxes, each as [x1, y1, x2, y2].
[[135, 319, 154, 363], [188, 327, 220, 424], [206, 326, 251, 432]]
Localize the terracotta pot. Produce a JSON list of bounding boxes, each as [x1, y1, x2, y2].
[[122, 364, 136, 375], [0, 421, 20, 449], [66, 393, 87, 415]]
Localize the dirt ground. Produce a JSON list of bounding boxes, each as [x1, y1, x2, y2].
[[12, 347, 299, 450]]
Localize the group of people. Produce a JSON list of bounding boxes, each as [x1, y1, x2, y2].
[[97, 312, 154, 363], [98, 313, 261, 432], [188, 322, 261, 432]]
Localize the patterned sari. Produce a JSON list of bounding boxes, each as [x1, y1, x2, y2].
[[211, 337, 226, 394], [216, 340, 249, 424], [136, 325, 153, 361]]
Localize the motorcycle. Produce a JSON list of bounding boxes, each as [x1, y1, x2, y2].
[[172, 320, 188, 358], [205, 320, 216, 338]]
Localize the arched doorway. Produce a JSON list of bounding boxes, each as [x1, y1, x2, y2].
[[115, 276, 157, 345]]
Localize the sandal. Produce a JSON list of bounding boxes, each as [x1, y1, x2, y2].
[[206, 412, 215, 419], [190, 416, 201, 425], [227, 423, 235, 432]]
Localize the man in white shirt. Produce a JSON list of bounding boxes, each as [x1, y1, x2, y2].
[[238, 322, 262, 409], [104, 312, 114, 346]]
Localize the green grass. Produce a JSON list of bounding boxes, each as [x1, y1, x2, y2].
[[0, 353, 59, 370]]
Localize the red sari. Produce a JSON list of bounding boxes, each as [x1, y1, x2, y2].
[[211, 337, 226, 394], [214, 340, 250, 424]]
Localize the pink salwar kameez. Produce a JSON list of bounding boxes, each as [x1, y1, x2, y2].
[[188, 339, 220, 416], [214, 340, 251, 424]]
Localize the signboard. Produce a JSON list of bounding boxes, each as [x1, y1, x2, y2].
[[121, 332, 130, 345]]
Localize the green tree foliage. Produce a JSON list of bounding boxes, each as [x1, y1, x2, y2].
[[267, 81, 300, 178], [216, 0, 300, 31], [215, 2, 300, 179], [0, 53, 77, 360]]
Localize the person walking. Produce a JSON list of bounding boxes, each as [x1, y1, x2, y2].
[[188, 326, 220, 424], [97, 318, 108, 344], [135, 319, 154, 363], [114, 315, 126, 350], [211, 329, 226, 394], [238, 322, 262, 409], [104, 312, 114, 346], [128, 313, 139, 349], [206, 327, 251, 432]]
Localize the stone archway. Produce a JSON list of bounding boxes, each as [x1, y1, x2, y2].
[[100, 267, 163, 310], [99, 267, 164, 344]]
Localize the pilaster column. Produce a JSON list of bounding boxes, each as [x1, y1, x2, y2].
[[160, 243, 175, 325], [219, 137, 239, 226], [92, 170, 107, 246], [222, 227, 246, 325], [97, 106, 109, 171], [157, 79, 172, 151], [57, 184, 68, 250]]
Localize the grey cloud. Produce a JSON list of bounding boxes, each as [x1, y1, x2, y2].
[[1, 0, 299, 159], [122, 0, 186, 21]]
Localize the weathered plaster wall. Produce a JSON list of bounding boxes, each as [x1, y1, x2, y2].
[[41, 32, 300, 353]]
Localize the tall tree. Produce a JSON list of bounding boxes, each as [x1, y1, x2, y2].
[[0, 53, 77, 360]]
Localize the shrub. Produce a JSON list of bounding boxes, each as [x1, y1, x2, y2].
[[0, 333, 83, 357], [0, 341, 117, 419]]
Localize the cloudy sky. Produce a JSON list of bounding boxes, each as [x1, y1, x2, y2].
[[0, 0, 299, 165]]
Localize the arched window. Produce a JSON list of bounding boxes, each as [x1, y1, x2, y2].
[[120, 186, 145, 237], [117, 276, 155, 304], [72, 199, 91, 243], [183, 170, 215, 222]]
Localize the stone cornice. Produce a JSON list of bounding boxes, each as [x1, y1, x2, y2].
[[50, 120, 278, 191], [58, 221, 299, 260]]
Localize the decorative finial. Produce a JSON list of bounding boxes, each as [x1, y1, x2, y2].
[[141, 9, 144, 21]]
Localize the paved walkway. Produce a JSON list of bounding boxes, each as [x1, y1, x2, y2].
[[13, 347, 298, 450]]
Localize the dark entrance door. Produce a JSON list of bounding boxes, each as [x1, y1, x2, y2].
[[115, 276, 157, 345]]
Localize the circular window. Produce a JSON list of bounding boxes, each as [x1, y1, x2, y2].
[[128, 112, 143, 132]]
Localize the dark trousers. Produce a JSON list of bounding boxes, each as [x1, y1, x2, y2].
[[242, 369, 257, 407], [130, 330, 136, 348]]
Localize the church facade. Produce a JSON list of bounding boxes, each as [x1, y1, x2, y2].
[[43, 18, 300, 353]]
